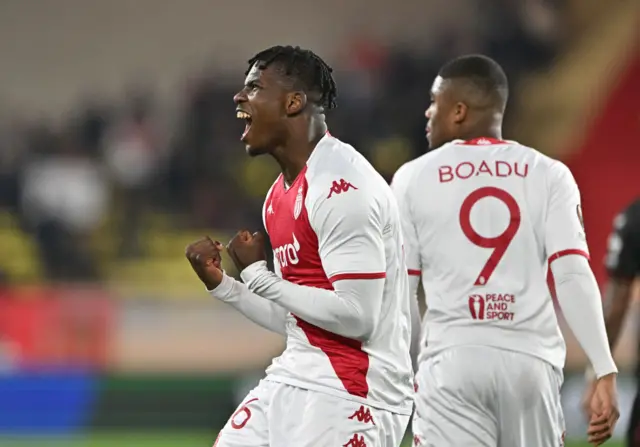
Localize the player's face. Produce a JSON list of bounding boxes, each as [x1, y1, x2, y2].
[[233, 63, 289, 156], [425, 76, 458, 149]]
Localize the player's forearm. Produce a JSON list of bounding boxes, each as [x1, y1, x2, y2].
[[408, 275, 422, 372], [241, 261, 382, 340], [208, 273, 287, 335], [551, 255, 618, 378]]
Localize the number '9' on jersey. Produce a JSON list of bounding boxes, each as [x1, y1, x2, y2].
[[391, 138, 589, 369]]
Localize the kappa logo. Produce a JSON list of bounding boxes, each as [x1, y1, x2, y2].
[[327, 179, 358, 199], [343, 434, 367, 447], [348, 406, 375, 425]]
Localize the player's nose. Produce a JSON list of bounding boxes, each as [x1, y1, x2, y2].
[[233, 90, 247, 104], [425, 108, 432, 119]]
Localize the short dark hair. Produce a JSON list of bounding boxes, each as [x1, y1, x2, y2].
[[438, 54, 508, 108], [246, 45, 338, 110]]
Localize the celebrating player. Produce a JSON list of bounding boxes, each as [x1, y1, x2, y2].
[[185, 46, 413, 447], [391, 54, 619, 446], [583, 198, 640, 446]]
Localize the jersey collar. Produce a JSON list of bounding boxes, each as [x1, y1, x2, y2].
[[458, 137, 508, 146]]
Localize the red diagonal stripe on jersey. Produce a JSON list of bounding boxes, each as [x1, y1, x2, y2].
[[407, 269, 421, 276], [328, 272, 386, 283], [294, 316, 370, 398]]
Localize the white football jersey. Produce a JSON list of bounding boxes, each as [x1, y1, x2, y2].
[[391, 138, 590, 369], [261, 134, 414, 415]]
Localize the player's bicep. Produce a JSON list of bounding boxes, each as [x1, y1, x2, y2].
[[544, 163, 590, 260], [310, 189, 386, 281]]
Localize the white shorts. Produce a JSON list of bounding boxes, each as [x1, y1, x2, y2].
[[413, 346, 565, 447], [214, 379, 409, 447]]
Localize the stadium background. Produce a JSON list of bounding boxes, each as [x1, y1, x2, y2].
[[0, 0, 638, 445]]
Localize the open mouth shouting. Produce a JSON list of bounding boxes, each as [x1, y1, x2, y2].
[[236, 109, 252, 141]]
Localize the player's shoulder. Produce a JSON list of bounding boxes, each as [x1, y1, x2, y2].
[[305, 134, 387, 209], [306, 134, 386, 191], [496, 140, 575, 182], [391, 145, 445, 188]]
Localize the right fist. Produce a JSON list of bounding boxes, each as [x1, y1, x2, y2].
[[185, 236, 224, 290]]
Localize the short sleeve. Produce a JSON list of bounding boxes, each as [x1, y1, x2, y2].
[[545, 162, 590, 261], [308, 181, 386, 283], [605, 201, 640, 279], [391, 163, 421, 276]]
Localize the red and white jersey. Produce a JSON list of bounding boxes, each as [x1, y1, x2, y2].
[[261, 134, 414, 415], [392, 138, 590, 370]]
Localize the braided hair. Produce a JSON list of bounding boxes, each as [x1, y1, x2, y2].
[[246, 45, 338, 110]]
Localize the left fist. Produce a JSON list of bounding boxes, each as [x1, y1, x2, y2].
[[226, 230, 267, 272]]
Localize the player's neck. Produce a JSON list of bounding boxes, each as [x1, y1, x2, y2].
[[273, 120, 327, 185], [458, 125, 502, 143]]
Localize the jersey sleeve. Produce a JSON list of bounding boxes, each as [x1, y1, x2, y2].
[[308, 178, 386, 282], [545, 162, 590, 262], [391, 162, 421, 276], [605, 201, 640, 279]]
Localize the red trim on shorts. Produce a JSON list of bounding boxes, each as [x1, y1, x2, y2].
[[294, 317, 370, 398], [408, 269, 421, 276], [328, 272, 386, 283], [548, 249, 590, 265]]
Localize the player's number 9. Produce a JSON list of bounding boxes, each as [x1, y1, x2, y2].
[[459, 186, 521, 286]]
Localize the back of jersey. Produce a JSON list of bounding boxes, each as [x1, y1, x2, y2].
[[393, 138, 589, 369]]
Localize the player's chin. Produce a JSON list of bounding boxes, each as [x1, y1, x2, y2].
[[244, 140, 269, 157]]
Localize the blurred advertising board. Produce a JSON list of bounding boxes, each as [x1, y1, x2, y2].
[[0, 286, 114, 370]]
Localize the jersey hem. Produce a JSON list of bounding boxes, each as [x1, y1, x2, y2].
[[264, 375, 413, 415], [420, 333, 565, 372]]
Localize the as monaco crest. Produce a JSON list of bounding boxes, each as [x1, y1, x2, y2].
[[294, 186, 303, 219]]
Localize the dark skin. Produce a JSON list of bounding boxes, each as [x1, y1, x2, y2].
[[234, 62, 327, 184], [186, 62, 327, 288], [582, 278, 631, 445], [426, 74, 620, 444], [425, 76, 504, 149]]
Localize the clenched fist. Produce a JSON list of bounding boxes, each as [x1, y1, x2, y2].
[[185, 236, 225, 290], [586, 373, 620, 445], [226, 230, 267, 272]]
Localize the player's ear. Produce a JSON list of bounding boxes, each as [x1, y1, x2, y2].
[[286, 91, 306, 116], [453, 102, 468, 124]]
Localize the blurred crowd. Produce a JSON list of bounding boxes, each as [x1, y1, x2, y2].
[[0, 0, 564, 284]]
